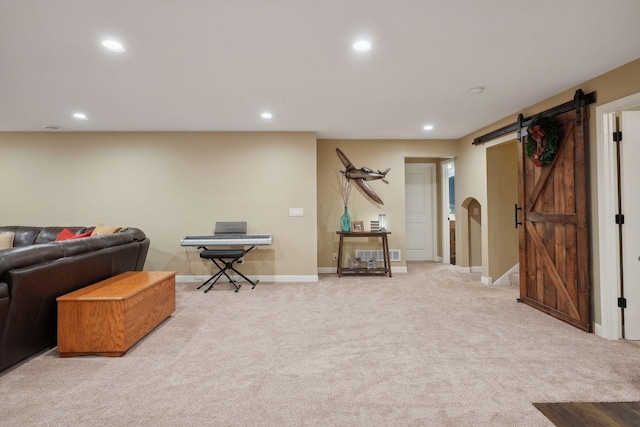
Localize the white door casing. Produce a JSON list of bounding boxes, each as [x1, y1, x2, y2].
[[595, 91, 640, 339], [620, 111, 640, 340]]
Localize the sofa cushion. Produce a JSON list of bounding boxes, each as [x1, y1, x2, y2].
[[91, 224, 123, 236], [35, 227, 91, 244], [57, 236, 108, 256], [0, 227, 41, 247], [0, 244, 66, 275], [74, 231, 93, 239], [0, 232, 14, 250], [55, 228, 93, 241]]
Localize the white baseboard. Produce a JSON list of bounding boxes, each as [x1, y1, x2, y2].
[[493, 263, 519, 286], [593, 322, 603, 338], [456, 265, 492, 285], [455, 265, 482, 274], [177, 274, 319, 283], [455, 265, 470, 274], [455, 265, 489, 283]]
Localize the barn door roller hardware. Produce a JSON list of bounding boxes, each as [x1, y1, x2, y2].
[[472, 90, 596, 146]]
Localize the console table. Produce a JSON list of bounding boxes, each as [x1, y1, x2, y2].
[[336, 231, 392, 277]]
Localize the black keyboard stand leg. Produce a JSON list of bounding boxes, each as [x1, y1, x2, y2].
[[230, 267, 259, 289], [199, 258, 242, 293], [197, 269, 223, 290], [197, 259, 224, 291], [219, 262, 241, 292], [198, 250, 258, 293]]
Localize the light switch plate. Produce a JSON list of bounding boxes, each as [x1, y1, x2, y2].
[[289, 208, 304, 217]]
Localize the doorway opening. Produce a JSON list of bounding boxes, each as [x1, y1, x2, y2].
[[461, 197, 482, 273], [486, 140, 519, 284], [404, 163, 437, 261], [442, 160, 455, 264]]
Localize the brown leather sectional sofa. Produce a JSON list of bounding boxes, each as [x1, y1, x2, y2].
[[0, 226, 150, 372]]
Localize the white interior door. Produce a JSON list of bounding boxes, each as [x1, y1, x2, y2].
[[405, 163, 436, 261], [621, 111, 640, 339]]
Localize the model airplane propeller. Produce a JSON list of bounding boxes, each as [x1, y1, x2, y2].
[[336, 148, 390, 205]]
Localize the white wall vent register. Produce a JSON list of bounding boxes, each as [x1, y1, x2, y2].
[[355, 249, 401, 262]]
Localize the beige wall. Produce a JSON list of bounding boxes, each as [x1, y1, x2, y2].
[[3, 56, 639, 298], [454, 57, 640, 320], [317, 139, 456, 270], [486, 140, 519, 280], [0, 132, 318, 279], [454, 141, 488, 271]]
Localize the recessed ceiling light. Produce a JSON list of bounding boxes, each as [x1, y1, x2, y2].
[[73, 112, 88, 120], [423, 124, 434, 131], [353, 40, 372, 52], [261, 112, 273, 119], [102, 40, 125, 52], [468, 87, 485, 95]]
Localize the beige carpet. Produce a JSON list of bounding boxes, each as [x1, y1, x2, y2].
[[1, 262, 639, 426]]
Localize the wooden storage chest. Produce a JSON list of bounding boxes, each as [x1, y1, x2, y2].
[[57, 271, 176, 357]]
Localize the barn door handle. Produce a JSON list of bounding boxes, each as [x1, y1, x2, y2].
[[515, 204, 523, 228]]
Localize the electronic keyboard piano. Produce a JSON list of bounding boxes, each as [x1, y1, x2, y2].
[[180, 234, 273, 247], [181, 233, 272, 292]]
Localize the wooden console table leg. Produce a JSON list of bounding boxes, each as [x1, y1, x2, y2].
[[337, 233, 344, 277], [382, 234, 392, 277]]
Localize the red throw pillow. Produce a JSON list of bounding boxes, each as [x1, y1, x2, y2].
[[70, 230, 93, 239], [55, 229, 93, 241], [55, 228, 75, 241]]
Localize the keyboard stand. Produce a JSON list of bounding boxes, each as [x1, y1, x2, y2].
[[197, 246, 259, 292]]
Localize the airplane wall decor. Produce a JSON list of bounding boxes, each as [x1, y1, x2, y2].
[[336, 148, 390, 205]]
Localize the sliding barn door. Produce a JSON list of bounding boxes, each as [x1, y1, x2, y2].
[[517, 108, 592, 332]]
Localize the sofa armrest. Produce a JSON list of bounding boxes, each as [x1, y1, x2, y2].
[[0, 282, 9, 346], [120, 227, 146, 241]]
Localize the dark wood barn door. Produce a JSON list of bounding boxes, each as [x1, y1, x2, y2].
[[517, 107, 592, 332]]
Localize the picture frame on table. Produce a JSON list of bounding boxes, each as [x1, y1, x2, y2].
[[352, 221, 364, 232], [348, 257, 362, 269]]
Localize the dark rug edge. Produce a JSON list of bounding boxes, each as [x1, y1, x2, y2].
[[533, 401, 640, 427]]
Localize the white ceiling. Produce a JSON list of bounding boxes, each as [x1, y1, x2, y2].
[[1, 0, 640, 139]]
